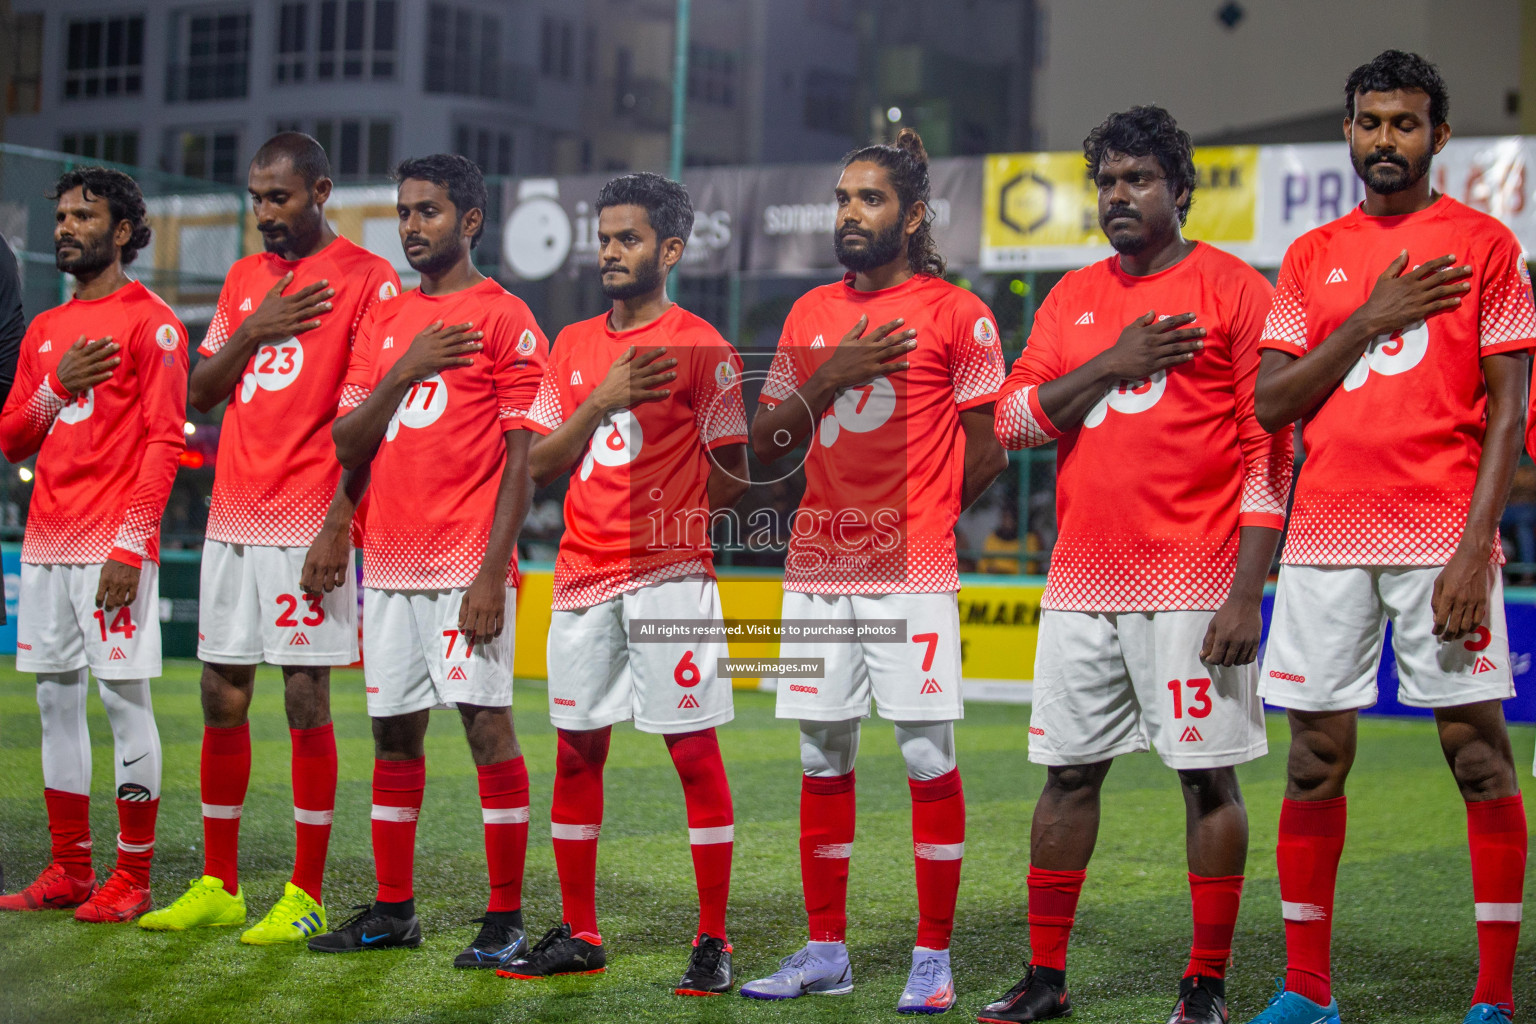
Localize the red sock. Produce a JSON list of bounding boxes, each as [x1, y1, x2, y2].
[[666, 729, 734, 941], [372, 757, 425, 903], [910, 768, 965, 950], [1027, 865, 1085, 971], [478, 756, 530, 914], [201, 723, 251, 894], [1277, 796, 1347, 1006], [114, 797, 158, 887], [552, 728, 609, 941], [1186, 873, 1244, 979], [801, 771, 856, 942], [1467, 794, 1526, 1011], [44, 788, 92, 879], [290, 724, 337, 902]]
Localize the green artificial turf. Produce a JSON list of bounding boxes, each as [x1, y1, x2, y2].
[[0, 658, 1531, 1023]]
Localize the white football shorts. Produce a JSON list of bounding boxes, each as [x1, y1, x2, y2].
[[197, 540, 359, 666], [546, 575, 733, 734], [1259, 564, 1513, 711], [16, 561, 162, 679], [774, 590, 964, 723], [1028, 609, 1267, 770], [361, 587, 516, 717]]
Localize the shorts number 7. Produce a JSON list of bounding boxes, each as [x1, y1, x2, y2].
[[443, 628, 475, 659], [912, 632, 939, 672]]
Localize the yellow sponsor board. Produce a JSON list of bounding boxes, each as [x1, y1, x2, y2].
[[981, 146, 1258, 268], [513, 570, 1040, 694]]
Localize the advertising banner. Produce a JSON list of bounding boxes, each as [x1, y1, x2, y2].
[[980, 146, 1259, 270]]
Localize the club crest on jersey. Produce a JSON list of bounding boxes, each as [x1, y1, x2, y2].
[[154, 324, 179, 351], [1342, 320, 1428, 392], [379, 281, 399, 300], [1074, 312, 1094, 325], [973, 317, 997, 345], [819, 375, 895, 447], [1083, 370, 1166, 428], [1325, 267, 1349, 284], [580, 408, 643, 480], [1521, 261, 1532, 286], [516, 329, 538, 356], [714, 361, 735, 388]]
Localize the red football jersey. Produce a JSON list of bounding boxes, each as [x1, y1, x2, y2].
[[201, 236, 400, 546], [0, 281, 189, 567], [1260, 196, 1536, 566], [759, 273, 1005, 594], [526, 304, 747, 610], [998, 243, 1293, 611], [337, 278, 547, 590]]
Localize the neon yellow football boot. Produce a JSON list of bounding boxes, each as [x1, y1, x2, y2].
[[137, 875, 247, 931], [240, 882, 326, 945]]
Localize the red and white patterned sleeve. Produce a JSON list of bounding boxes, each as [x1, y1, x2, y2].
[[693, 342, 748, 450], [524, 341, 567, 437], [495, 308, 549, 432], [1258, 244, 1310, 356], [198, 275, 238, 357], [1228, 270, 1294, 529], [352, 263, 403, 342], [0, 318, 69, 463], [995, 289, 1064, 449], [1477, 232, 1536, 356], [337, 305, 379, 414], [949, 297, 1005, 410], [759, 311, 806, 407], [108, 315, 190, 567]]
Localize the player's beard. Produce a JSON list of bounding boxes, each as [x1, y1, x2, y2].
[[54, 230, 116, 277], [1352, 148, 1432, 196], [404, 229, 463, 278], [835, 217, 905, 273], [601, 250, 664, 300], [260, 204, 323, 256], [1102, 205, 1149, 256]]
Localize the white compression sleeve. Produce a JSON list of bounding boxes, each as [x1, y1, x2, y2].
[[894, 720, 957, 780], [36, 669, 91, 794], [799, 718, 861, 777], [97, 677, 162, 801]]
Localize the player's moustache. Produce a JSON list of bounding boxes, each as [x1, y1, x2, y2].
[[836, 226, 872, 241], [1365, 151, 1410, 171], [54, 235, 79, 251], [1103, 205, 1140, 222]]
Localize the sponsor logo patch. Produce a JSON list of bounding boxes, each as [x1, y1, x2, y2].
[[788, 683, 819, 694], [1028, 726, 1044, 736], [553, 697, 576, 706], [1268, 670, 1306, 683]]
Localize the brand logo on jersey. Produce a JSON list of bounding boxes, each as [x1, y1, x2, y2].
[[38, 339, 51, 353], [109, 647, 126, 661], [241, 338, 306, 402], [678, 694, 700, 709], [788, 684, 819, 694], [819, 375, 895, 448], [448, 665, 467, 680], [1074, 312, 1094, 325], [714, 361, 735, 388], [154, 324, 179, 351], [386, 373, 450, 441], [379, 281, 399, 301], [570, 370, 583, 385], [1083, 370, 1166, 428], [1325, 267, 1349, 284], [1342, 320, 1428, 392], [290, 632, 310, 646], [516, 329, 538, 356], [580, 408, 643, 480], [239, 297, 254, 312], [553, 697, 576, 706], [1268, 670, 1306, 683], [383, 335, 394, 350], [973, 317, 997, 346], [1473, 656, 1499, 674], [1179, 726, 1204, 742], [810, 335, 825, 349], [920, 678, 943, 694]]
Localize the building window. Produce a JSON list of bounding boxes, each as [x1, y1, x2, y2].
[[8, 13, 44, 114], [540, 16, 573, 80], [583, 24, 597, 84], [276, 1, 396, 84], [425, 3, 503, 98], [64, 15, 144, 100], [169, 11, 251, 102], [60, 131, 140, 166], [687, 44, 736, 108], [454, 125, 513, 175], [168, 128, 241, 182], [307, 118, 393, 179], [803, 69, 854, 134]]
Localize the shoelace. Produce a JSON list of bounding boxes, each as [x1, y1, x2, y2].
[[524, 925, 567, 959], [994, 970, 1037, 1003], [906, 957, 948, 990], [330, 904, 376, 934], [267, 889, 313, 922], [468, 916, 515, 949], [29, 862, 69, 892], [1246, 979, 1291, 1023], [775, 948, 821, 975], [1472, 1006, 1514, 1023], [93, 871, 138, 902], [690, 937, 726, 975]]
